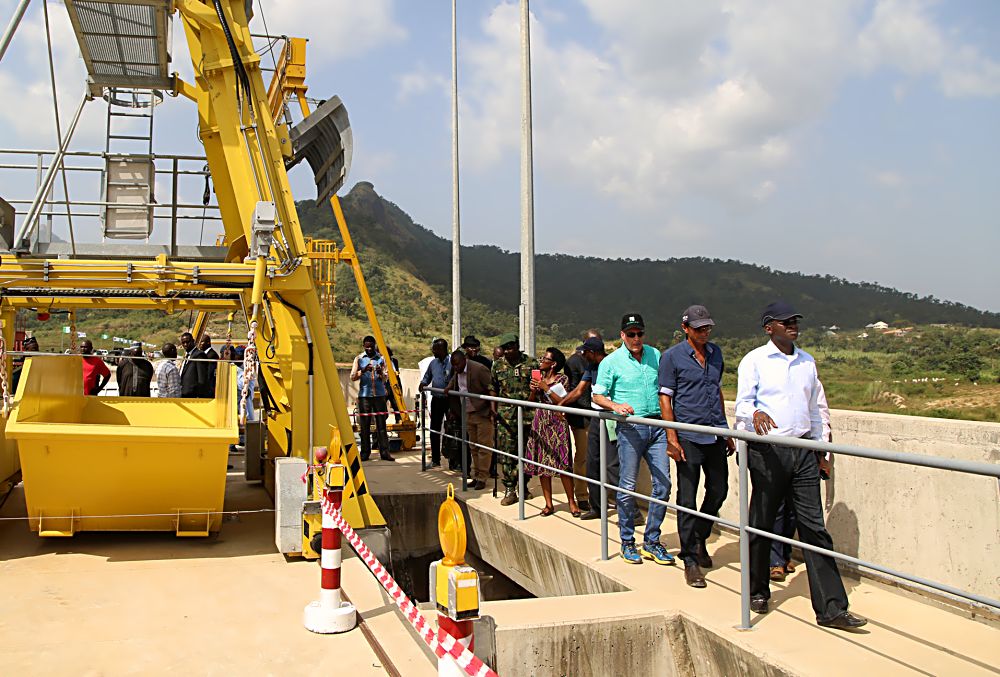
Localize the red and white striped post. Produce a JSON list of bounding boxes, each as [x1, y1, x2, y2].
[[304, 455, 357, 634], [438, 616, 475, 677]]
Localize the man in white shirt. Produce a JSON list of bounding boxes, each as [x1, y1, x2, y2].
[[735, 301, 866, 630]]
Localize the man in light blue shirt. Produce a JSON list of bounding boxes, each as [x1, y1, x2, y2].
[[418, 338, 451, 467], [592, 313, 674, 566]]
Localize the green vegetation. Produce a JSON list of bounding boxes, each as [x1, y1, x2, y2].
[[302, 182, 1000, 343], [17, 181, 998, 423], [712, 326, 1000, 422]]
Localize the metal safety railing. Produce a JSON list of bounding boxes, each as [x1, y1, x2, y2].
[[0, 148, 222, 256], [419, 386, 1000, 630]]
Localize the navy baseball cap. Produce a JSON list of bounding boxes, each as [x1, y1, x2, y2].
[[580, 337, 605, 353], [682, 305, 714, 329], [621, 313, 644, 331], [761, 301, 803, 327]]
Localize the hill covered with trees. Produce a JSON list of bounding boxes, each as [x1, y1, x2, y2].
[[297, 182, 1000, 344]]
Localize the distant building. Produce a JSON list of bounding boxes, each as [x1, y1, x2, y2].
[[866, 321, 889, 330]]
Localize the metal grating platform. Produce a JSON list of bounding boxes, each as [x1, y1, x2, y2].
[[64, 0, 173, 95]]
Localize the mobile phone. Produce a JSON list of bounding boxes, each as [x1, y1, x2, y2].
[[531, 369, 541, 381]]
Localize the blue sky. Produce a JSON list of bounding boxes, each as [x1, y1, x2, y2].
[[2, 0, 998, 311]]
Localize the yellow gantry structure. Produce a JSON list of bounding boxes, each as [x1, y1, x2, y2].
[[0, 0, 391, 552]]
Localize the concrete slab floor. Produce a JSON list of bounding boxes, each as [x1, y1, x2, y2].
[[0, 461, 393, 677], [366, 449, 1000, 676]]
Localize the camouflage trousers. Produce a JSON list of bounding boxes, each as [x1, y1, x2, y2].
[[496, 413, 532, 490]]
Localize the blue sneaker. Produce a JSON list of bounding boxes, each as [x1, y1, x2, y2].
[[640, 542, 676, 566], [621, 541, 643, 565]]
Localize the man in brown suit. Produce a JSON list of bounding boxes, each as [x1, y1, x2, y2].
[[446, 350, 495, 490]]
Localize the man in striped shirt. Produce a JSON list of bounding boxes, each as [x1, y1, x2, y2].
[[155, 342, 182, 398]]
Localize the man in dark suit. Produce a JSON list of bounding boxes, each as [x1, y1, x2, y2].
[[179, 331, 210, 398], [199, 334, 220, 397], [446, 350, 495, 490]]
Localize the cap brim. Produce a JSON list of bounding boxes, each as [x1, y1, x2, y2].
[[622, 323, 644, 330], [687, 318, 715, 329], [763, 313, 803, 325]]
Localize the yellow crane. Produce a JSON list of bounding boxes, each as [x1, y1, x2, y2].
[[0, 0, 403, 558]]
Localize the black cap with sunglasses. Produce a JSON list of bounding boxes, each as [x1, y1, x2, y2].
[[761, 301, 803, 327], [621, 313, 644, 331]]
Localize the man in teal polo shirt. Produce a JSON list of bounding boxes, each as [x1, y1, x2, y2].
[[592, 313, 674, 566]]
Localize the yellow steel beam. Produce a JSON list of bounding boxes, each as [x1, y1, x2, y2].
[[329, 196, 409, 425], [265, 37, 308, 125], [174, 1, 383, 529], [0, 297, 241, 313]]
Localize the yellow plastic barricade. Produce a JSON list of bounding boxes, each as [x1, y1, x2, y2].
[[6, 356, 239, 537]]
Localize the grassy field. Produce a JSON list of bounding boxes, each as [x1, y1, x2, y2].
[[715, 328, 1000, 422]]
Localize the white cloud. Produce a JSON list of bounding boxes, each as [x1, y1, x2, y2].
[[444, 0, 997, 211], [873, 170, 904, 187], [858, 0, 1000, 98], [395, 66, 448, 102], [255, 0, 405, 65]]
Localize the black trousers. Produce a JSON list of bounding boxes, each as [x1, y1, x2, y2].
[[359, 396, 390, 460], [771, 498, 797, 567], [586, 417, 620, 508], [676, 438, 729, 565], [429, 396, 448, 464], [749, 442, 848, 622]]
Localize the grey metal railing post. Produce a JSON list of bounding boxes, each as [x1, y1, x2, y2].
[[517, 405, 525, 521], [170, 158, 179, 258], [420, 391, 427, 472], [460, 398, 469, 492], [0, 0, 31, 64], [737, 439, 752, 630], [599, 418, 609, 561]]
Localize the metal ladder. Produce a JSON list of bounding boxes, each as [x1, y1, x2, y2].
[[101, 88, 161, 239]]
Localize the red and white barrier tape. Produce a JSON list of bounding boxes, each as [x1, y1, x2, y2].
[[321, 494, 497, 677]]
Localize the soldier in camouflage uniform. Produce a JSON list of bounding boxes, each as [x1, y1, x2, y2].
[[491, 333, 539, 505]]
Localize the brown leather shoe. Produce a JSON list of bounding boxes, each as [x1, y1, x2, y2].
[[770, 566, 787, 582], [684, 563, 707, 588]]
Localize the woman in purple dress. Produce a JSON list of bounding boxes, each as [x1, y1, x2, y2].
[[527, 347, 580, 517]]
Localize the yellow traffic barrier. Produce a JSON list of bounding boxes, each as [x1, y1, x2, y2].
[[6, 356, 238, 537]]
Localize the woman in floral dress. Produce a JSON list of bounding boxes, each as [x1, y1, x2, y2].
[[527, 347, 581, 517]]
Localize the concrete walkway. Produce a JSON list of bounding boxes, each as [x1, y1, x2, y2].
[[0, 466, 396, 676], [365, 451, 1000, 676]]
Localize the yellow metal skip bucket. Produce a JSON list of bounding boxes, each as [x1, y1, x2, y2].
[[6, 356, 239, 537]]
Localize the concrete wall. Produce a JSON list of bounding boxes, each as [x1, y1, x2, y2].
[[715, 405, 1000, 602]]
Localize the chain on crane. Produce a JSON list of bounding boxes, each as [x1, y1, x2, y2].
[[239, 321, 258, 425], [0, 336, 10, 418]]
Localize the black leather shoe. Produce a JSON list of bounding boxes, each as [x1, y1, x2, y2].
[[472, 480, 486, 490], [577, 500, 591, 512], [750, 596, 769, 614], [818, 611, 868, 630], [696, 542, 713, 568], [380, 453, 396, 462], [578, 509, 600, 521], [684, 563, 707, 588]]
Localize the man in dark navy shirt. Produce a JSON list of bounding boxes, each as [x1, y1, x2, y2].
[[658, 305, 734, 588]]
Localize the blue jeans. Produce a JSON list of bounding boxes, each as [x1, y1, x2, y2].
[[616, 422, 670, 545]]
